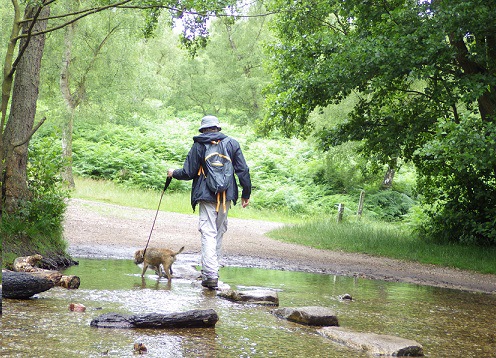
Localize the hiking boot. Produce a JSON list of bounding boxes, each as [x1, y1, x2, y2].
[[201, 277, 218, 289]]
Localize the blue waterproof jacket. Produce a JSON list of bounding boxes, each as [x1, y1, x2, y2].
[[172, 132, 251, 211]]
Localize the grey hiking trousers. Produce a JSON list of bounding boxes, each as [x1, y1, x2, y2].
[[198, 200, 231, 280]]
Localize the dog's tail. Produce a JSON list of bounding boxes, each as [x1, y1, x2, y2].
[[173, 246, 185, 256]]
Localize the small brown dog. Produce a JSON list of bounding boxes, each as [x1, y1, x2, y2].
[[134, 246, 184, 280]]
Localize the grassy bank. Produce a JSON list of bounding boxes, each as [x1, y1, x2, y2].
[[268, 220, 496, 275], [72, 177, 496, 275], [72, 176, 300, 223]]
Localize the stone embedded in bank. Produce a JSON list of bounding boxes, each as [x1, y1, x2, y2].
[[272, 306, 339, 326], [318, 326, 424, 356]]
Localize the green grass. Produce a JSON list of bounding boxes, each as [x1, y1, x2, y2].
[[268, 219, 496, 274], [72, 177, 496, 275], [72, 176, 300, 223]]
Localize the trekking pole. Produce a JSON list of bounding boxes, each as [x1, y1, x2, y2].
[[143, 177, 172, 256]]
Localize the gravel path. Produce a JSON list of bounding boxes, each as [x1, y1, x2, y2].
[[64, 199, 496, 294]]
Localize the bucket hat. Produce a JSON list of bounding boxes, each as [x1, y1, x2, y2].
[[199, 115, 221, 132]]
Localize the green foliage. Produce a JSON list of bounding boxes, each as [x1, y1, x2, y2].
[[169, 9, 272, 118], [314, 141, 373, 193], [366, 190, 415, 222], [1, 133, 69, 256], [415, 116, 496, 245], [66, 112, 419, 219], [263, 0, 496, 245], [71, 117, 193, 190]]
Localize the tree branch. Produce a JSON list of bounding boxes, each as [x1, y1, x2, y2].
[[13, 0, 132, 41], [14, 1, 284, 42], [12, 117, 46, 148]]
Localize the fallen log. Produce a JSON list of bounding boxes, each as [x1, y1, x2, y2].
[[90, 309, 219, 329], [2, 270, 54, 299], [12, 254, 80, 289]]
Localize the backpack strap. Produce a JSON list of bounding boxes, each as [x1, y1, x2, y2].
[[215, 191, 227, 213]]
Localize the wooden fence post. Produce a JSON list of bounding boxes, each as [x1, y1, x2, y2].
[[337, 203, 344, 223]]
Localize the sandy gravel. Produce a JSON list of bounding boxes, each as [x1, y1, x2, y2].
[[64, 198, 496, 294]]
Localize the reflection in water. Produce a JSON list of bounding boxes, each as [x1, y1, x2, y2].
[[2, 258, 496, 357]]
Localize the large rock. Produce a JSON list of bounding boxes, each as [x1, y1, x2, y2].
[[218, 289, 279, 306], [318, 327, 424, 356], [2, 270, 55, 299], [90, 309, 219, 329], [273, 306, 339, 326]]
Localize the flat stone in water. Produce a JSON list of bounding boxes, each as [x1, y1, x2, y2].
[[318, 326, 424, 356], [273, 306, 339, 326], [217, 289, 279, 306]]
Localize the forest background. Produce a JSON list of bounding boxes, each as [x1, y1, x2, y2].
[[1, 1, 495, 272]]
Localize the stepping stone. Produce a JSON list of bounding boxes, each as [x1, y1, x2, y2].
[[218, 289, 279, 306], [273, 306, 339, 326], [318, 326, 424, 356]]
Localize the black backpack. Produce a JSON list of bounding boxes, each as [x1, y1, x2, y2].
[[199, 137, 233, 212]]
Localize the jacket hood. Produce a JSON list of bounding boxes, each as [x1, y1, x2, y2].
[[193, 132, 227, 144]]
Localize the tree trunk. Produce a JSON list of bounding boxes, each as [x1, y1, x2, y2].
[[60, 20, 77, 188], [382, 158, 397, 189], [59, 18, 118, 188], [2, 4, 49, 214]]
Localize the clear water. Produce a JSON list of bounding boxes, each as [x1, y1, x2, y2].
[[2, 258, 495, 357]]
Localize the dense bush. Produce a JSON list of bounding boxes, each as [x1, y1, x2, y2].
[[1, 133, 69, 256], [415, 117, 496, 245], [66, 113, 416, 218]]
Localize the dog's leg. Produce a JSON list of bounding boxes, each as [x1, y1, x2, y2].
[[163, 263, 172, 280], [141, 263, 148, 277]]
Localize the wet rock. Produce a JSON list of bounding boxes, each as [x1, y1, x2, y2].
[[273, 306, 339, 326], [133, 342, 147, 354], [318, 327, 424, 356], [2, 270, 54, 299], [90, 309, 219, 329], [218, 289, 279, 306], [339, 293, 353, 301], [69, 303, 86, 312]]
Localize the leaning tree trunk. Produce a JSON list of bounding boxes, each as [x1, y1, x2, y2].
[[60, 18, 77, 188], [59, 17, 118, 188], [2, 4, 49, 214]]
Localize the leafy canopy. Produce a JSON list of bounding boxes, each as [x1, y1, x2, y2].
[[263, 0, 496, 245]]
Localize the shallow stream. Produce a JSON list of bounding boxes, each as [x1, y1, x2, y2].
[[2, 257, 496, 357]]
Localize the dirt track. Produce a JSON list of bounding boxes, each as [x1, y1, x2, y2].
[[64, 199, 496, 294]]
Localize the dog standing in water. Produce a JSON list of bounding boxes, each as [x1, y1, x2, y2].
[[134, 246, 184, 280]]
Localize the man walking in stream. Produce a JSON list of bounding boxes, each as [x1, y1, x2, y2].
[[167, 115, 251, 289]]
